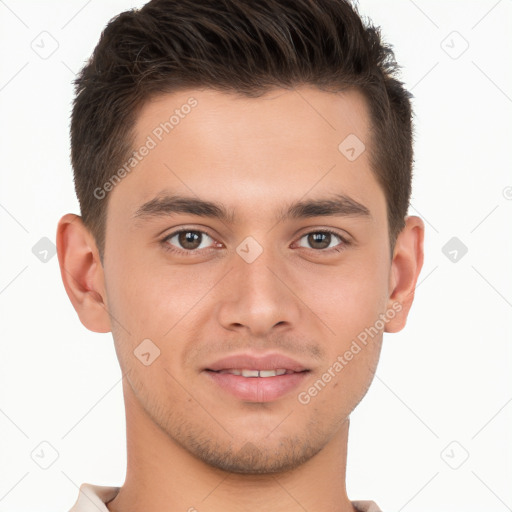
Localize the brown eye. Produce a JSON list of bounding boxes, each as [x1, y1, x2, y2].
[[163, 230, 215, 253], [177, 231, 202, 250], [297, 230, 348, 251]]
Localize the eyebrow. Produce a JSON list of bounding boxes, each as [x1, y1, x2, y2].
[[132, 192, 371, 224]]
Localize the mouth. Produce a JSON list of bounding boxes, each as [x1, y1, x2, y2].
[[206, 368, 303, 377], [203, 369, 310, 402], [202, 352, 311, 402]]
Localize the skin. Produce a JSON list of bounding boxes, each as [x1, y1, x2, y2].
[[57, 86, 424, 512]]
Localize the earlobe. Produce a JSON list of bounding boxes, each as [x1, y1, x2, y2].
[[56, 213, 112, 333], [384, 215, 425, 333]]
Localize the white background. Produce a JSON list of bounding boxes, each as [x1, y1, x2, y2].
[[0, 1, 511, 511]]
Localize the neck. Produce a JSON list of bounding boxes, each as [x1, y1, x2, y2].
[[107, 380, 357, 512]]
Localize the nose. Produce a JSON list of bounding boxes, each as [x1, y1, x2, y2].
[[216, 240, 301, 337]]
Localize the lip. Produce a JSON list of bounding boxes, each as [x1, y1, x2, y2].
[[202, 352, 310, 402], [204, 371, 309, 402], [204, 353, 309, 373]]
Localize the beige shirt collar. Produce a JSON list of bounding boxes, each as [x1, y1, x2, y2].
[[68, 483, 383, 512]]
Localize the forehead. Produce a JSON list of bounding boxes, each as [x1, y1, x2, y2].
[[133, 86, 371, 151], [106, 86, 385, 227]]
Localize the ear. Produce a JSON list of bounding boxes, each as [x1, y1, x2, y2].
[[384, 215, 425, 333], [56, 213, 111, 333]]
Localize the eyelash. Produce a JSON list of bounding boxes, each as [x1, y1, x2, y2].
[[160, 228, 351, 257]]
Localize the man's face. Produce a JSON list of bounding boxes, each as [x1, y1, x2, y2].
[[103, 86, 393, 473]]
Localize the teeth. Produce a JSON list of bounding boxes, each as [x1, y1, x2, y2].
[[260, 369, 288, 377], [241, 369, 260, 377], [217, 368, 289, 377]]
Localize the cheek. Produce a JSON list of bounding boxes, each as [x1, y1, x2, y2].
[[297, 344, 381, 422], [300, 322, 383, 417], [105, 242, 200, 332], [295, 255, 389, 336]]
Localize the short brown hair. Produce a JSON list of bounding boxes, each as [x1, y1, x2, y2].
[[71, 0, 413, 263]]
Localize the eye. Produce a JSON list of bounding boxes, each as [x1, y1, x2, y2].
[[160, 228, 350, 257], [161, 229, 218, 255], [296, 229, 349, 252]]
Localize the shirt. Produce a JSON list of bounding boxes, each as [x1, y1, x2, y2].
[[68, 483, 383, 512]]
